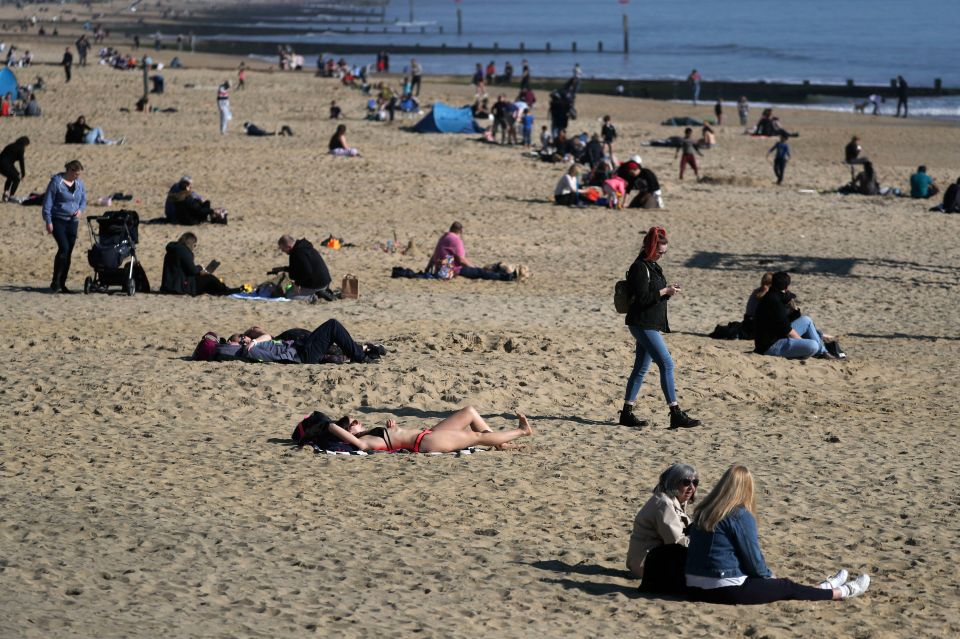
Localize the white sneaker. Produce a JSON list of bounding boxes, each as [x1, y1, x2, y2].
[[840, 574, 870, 599], [818, 569, 848, 589]]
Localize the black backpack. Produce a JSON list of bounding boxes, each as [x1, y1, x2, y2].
[[291, 411, 337, 446]]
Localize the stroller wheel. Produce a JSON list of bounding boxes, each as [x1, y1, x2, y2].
[[126, 277, 136, 297], [83, 277, 93, 294]]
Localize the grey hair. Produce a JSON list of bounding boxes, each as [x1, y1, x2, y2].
[[654, 463, 698, 501]]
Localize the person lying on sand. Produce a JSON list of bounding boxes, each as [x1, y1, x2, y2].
[[192, 319, 385, 365], [293, 406, 533, 453]]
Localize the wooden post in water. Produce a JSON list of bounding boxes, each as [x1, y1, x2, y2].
[[623, 13, 629, 54], [457, 8, 463, 36], [409, 0, 414, 23]]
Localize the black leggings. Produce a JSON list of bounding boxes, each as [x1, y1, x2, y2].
[[688, 577, 832, 605], [774, 157, 787, 184], [51, 217, 79, 287], [0, 159, 20, 196]]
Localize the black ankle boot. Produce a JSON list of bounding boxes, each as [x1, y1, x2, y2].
[[669, 405, 701, 429], [618, 405, 648, 428]]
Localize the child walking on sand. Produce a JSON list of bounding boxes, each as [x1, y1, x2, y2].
[[675, 128, 703, 181], [601, 115, 618, 156], [767, 132, 791, 185]]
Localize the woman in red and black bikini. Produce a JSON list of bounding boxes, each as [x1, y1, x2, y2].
[[326, 406, 532, 453]]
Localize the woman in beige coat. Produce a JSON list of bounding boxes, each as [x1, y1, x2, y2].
[[626, 463, 698, 592]]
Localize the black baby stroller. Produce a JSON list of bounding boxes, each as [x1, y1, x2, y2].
[[84, 209, 148, 295]]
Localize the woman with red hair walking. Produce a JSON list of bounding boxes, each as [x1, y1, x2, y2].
[[619, 226, 701, 429]]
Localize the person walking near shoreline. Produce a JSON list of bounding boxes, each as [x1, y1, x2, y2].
[[896, 75, 908, 118], [410, 58, 422, 96], [217, 81, 232, 134], [737, 96, 749, 127], [687, 69, 701, 104]]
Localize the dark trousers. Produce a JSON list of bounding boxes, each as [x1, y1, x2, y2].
[[173, 199, 212, 225], [194, 273, 232, 296], [295, 319, 364, 364], [0, 159, 20, 196], [64, 64, 72, 82], [773, 157, 787, 184], [411, 75, 421, 96], [554, 192, 578, 206], [688, 577, 833, 605], [51, 217, 79, 287], [459, 266, 514, 281], [897, 97, 907, 117]]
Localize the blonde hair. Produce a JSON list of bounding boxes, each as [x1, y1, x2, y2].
[[692, 465, 756, 532], [754, 272, 774, 299]]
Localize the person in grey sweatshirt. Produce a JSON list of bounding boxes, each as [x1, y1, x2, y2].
[[41, 159, 86, 293]]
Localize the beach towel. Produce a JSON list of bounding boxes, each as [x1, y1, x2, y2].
[[230, 292, 292, 302], [310, 443, 485, 457]]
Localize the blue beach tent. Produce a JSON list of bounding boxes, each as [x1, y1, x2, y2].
[[412, 102, 483, 134], [0, 67, 20, 100]]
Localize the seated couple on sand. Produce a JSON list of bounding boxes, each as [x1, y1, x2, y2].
[[291, 406, 533, 454], [392, 222, 530, 281], [626, 463, 870, 603], [64, 115, 124, 145], [192, 319, 386, 364], [752, 271, 843, 360], [164, 176, 229, 225]]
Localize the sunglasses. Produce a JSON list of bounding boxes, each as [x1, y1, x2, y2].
[[680, 478, 700, 488]]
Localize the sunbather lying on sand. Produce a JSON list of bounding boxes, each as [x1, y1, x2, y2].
[[293, 406, 533, 453]]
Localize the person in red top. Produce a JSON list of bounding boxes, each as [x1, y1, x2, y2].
[[0, 93, 12, 117], [427, 222, 520, 281]]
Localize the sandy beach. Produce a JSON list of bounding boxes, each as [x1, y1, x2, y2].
[[1, 3, 959, 637]]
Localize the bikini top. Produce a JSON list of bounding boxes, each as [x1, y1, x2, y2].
[[367, 426, 398, 452]]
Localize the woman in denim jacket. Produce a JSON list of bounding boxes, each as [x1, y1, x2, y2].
[[685, 465, 870, 604]]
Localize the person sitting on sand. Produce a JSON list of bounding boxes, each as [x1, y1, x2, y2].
[[328, 124, 359, 156], [164, 176, 228, 224], [554, 164, 585, 206], [426, 221, 521, 281], [839, 161, 880, 196], [617, 155, 663, 209], [270, 234, 335, 300], [23, 93, 41, 117], [160, 232, 237, 296], [627, 463, 699, 594], [741, 272, 773, 339], [294, 406, 533, 454], [685, 464, 870, 604], [64, 115, 123, 145], [932, 177, 960, 213], [753, 271, 834, 360], [193, 319, 385, 365], [698, 124, 716, 148], [243, 122, 294, 137], [909, 165, 938, 199]]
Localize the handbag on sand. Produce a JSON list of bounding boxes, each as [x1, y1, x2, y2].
[[341, 274, 359, 299]]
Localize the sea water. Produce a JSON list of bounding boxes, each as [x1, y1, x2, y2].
[[209, 0, 960, 118]]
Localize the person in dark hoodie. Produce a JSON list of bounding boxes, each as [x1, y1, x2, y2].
[[160, 231, 235, 295], [753, 271, 833, 360], [272, 234, 335, 300]]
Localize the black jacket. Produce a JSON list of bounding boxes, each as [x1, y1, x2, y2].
[[753, 289, 796, 353], [625, 256, 669, 331], [160, 241, 201, 295], [288, 239, 331, 289]]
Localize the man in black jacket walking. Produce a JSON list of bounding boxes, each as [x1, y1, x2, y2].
[[274, 235, 335, 299]]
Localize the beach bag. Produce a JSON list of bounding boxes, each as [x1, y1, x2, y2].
[[614, 276, 633, 314], [291, 411, 337, 446], [436, 255, 457, 280], [341, 274, 359, 299]]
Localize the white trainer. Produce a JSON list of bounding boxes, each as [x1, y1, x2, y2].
[[818, 569, 849, 589], [840, 574, 871, 599]]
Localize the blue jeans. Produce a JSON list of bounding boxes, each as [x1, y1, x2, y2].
[[459, 266, 514, 281], [764, 315, 827, 359], [83, 127, 104, 144], [522, 127, 532, 146], [624, 326, 677, 404]]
